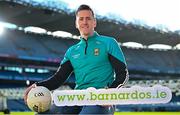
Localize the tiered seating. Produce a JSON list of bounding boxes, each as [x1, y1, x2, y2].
[[0, 88, 25, 99], [0, 30, 71, 61], [123, 47, 180, 72], [127, 79, 180, 96], [0, 30, 180, 73], [0, 85, 72, 100]]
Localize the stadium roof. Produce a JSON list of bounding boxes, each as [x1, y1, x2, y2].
[[0, 0, 180, 49]]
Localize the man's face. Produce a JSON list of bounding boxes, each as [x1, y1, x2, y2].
[[75, 10, 96, 38]]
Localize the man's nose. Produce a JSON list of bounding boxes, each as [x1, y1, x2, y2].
[[82, 19, 88, 24]]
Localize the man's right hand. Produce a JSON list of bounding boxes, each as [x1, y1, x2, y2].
[[23, 83, 37, 104]]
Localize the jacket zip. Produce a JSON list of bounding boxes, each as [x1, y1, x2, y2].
[[85, 40, 88, 55]]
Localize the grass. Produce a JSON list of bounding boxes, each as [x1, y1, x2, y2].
[[0, 112, 179, 115]]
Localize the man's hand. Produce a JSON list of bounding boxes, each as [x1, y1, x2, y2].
[[23, 83, 36, 104]]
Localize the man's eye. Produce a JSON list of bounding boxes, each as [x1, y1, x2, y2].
[[79, 18, 83, 21], [87, 17, 91, 20]]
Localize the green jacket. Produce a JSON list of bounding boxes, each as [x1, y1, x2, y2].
[[37, 32, 128, 90]]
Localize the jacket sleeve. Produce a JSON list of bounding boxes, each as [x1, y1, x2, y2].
[[107, 38, 129, 88], [108, 54, 129, 88], [36, 49, 73, 90], [36, 61, 73, 90]]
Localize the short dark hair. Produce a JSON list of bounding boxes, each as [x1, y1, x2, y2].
[[75, 4, 95, 18]]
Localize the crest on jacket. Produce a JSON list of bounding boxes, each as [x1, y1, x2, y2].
[[94, 48, 99, 56]]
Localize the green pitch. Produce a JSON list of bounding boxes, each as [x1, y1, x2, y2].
[[0, 112, 179, 115], [115, 112, 180, 115]]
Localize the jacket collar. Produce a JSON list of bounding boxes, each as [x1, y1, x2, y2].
[[80, 31, 99, 42]]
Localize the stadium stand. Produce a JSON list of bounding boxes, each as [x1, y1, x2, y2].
[[1, 29, 180, 74], [124, 47, 180, 73], [0, 1, 180, 112], [0, 30, 180, 112]]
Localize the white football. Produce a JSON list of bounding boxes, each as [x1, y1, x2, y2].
[[27, 86, 52, 113]]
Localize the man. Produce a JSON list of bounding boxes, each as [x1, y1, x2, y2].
[[24, 4, 129, 114]]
